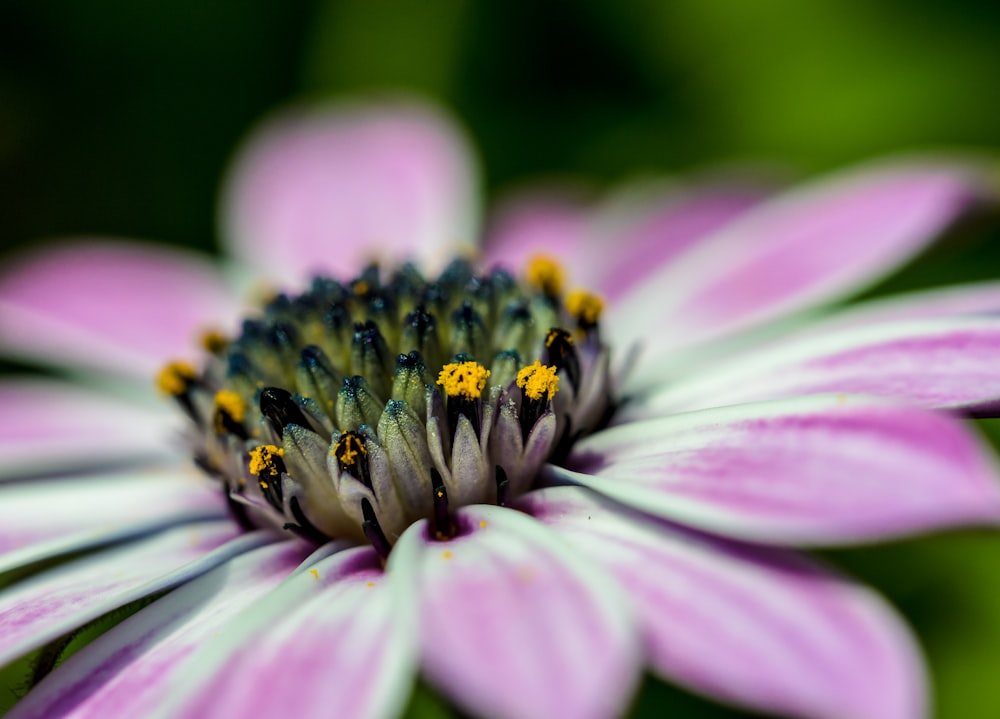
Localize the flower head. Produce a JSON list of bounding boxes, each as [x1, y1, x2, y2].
[[1, 99, 1000, 719]]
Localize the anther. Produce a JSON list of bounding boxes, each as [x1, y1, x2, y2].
[[213, 390, 248, 439], [333, 430, 371, 488], [525, 255, 565, 299], [248, 444, 286, 512], [565, 289, 604, 331], [361, 498, 391, 560], [544, 327, 581, 390], [516, 360, 560, 441], [156, 361, 200, 423], [437, 360, 491, 437], [259, 387, 311, 440], [430, 468, 453, 539]]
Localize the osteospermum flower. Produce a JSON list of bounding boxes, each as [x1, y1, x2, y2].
[[2, 99, 1000, 719]]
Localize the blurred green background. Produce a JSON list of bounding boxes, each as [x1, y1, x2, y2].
[[2, 0, 1000, 717]]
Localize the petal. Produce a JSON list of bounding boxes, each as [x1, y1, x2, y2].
[[482, 189, 600, 287], [634, 317, 1000, 416], [525, 487, 926, 719], [0, 466, 224, 574], [0, 522, 259, 667], [221, 99, 480, 286], [153, 545, 416, 719], [0, 241, 239, 378], [10, 541, 312, 719], [609, 160, 986, 378], [559, 394, 1000, 545], [391, 506, 641, 719], [0, 378, 176, 480], [590, 181, 765, 301], [795, 281, 1000, 337]]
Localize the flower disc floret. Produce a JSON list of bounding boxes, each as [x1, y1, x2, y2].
[[162, 257, 614, 556]]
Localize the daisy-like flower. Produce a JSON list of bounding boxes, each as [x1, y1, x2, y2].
[[2, 99, 1000, 719]]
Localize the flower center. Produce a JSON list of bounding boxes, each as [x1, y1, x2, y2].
[[159, 256, 613, 556]]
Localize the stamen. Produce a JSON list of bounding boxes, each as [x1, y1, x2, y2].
[[516, 360, 560, 441], [200, 330, 229, 354], [259, 387, 310, 440], [248, 444, 286, 511], [516, 361, 560, 401], [333, 430, 371, 488], [544, 327, 581, 390], [437, 361, 491, 400], [361, 498, 391, 560], [525, 255, 565, 298], [284, 496, 329, 544], [438, 360, 491, 438], [213, 390, 248, 439], [156, 361, 197, 397], [565, 289, 604, 330]]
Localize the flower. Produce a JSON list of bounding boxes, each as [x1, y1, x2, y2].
[[1, 98, 1000, 719]]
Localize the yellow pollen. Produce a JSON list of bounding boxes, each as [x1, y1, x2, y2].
[[516, 361, 560, 401], [156, 361, 197, 396], [213, 390, 246, 432], [566, 289, 604, 326], [442, 550, 453, 560], [479, 520, 487, 528], [333, 432, 367, 466], [437, 361, 491, 400], [353, 279, 370, 296], [249, 445, 285, 477], [367, 581, 376, 588], [437, 490, 444, 499], [545, 327, 573, 349], [525, 255, 566, 297], [200, 329, 228, 353], [309, 569, 319, 580]]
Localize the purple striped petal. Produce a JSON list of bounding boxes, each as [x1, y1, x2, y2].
[[635, 317, 1000, 416], [0, 241, 238, 378], [154, 545, 414, 719], [525, 487, 926, 719], [592, 182, 764, 301], [561, 395, 1000, 545], [796, 281, 1000, 337], [0, 467, 223, 573], [609, 161, 985, 379], [9, 541, 312, 719], [0, 379, 176, 479], [391, 506, 641, 719], [222, 100, 479, 286], [0, 522, 260, 666]]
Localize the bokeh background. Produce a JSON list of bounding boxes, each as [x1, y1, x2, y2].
[[2, 1, 1000, 716]]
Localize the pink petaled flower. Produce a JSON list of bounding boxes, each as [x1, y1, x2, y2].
[[2, 98, 1000, 719]]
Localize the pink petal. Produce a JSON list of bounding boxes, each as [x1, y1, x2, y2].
[[482, 189, 600, 288], [525, 488, 926, 719], [635, 317, 1000, 416], [221, 99, 479, 286], [0, 241, 239, 378], [609, 161, 986, 379], [0, 522, 259, 667], [9, 541, 312, 719], [796, 281, 1000, 337], [592, 182, 765, 301], [0, 466, 223, 573], [156, 545, 415, 719], [0, 378, 176, 479], [560, 394, 1000, 544], [391, 506, 641, 719]]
